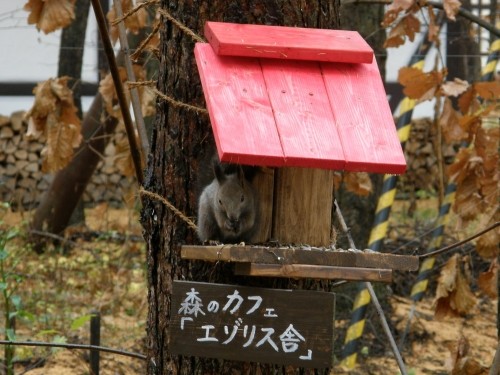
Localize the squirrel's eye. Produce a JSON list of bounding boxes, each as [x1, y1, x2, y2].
[[218, 199, 222, 205], [240, 194, 245, 202]]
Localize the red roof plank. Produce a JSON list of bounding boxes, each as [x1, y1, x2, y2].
[[205, 21, 374, 64], [194, 43, 285, 166], [321, 59, 407, 174], [260, 59, 346, 169]]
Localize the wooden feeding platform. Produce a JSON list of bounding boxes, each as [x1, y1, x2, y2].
[[181, 245, 419, 283], [189, 22, 412, 284]]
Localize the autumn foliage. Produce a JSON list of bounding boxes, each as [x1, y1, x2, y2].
[[385, 0, 499, 320], [24, 77, 82, 173], [19, 0, 498, 323]]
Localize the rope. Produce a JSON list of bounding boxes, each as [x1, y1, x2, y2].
[[110, 0, 160, 26], [126, 80, 156, 88], [131, 20, 161, 61], [151, 87, 208, 114], [139, 187, 198, 232], [157, 8, 205, 43]]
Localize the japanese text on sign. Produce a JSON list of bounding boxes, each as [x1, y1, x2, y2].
[[170, 281, 335, 368]]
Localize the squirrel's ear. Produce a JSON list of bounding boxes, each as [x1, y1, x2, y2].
[[214, 162, 225, 183], [237, 166, 246, 186]]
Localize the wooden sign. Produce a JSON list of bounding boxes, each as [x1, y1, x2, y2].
[[170, 281, 335, 368]]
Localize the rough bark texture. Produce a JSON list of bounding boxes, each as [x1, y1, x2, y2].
[[141, 1, 342, 374]]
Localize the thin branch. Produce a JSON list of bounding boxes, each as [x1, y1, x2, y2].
[[334, 200, 408, 375], [109, 0, 159, 26], [0, 340, 146, 361], [419, 221, 500, 259], [90, 0, 144, 185], [341, 0, 500, 37], [114, 0, 150, 157]]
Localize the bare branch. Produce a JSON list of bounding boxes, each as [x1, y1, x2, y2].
[[342, 0, 500, 37], [0, 340, 146, 361], [420, 221, 500, 258]]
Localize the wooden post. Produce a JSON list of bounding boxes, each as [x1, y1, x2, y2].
[[252, 167, 274, 242], [90, 312, 101, 375], [272, 168, 334, 246]]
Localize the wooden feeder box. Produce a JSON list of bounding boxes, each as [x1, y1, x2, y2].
[[182, 22, 414, 282]]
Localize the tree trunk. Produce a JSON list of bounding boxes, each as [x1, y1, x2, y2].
[[141, 1, 341, 374], [30, 23, 150, 250], [30, 93, 118, 252], [57, 0, 91, 227]]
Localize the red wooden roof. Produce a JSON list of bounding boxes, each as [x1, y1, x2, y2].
[[194, 22, 406, 174]]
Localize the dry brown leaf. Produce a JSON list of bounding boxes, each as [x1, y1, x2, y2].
[[427, 6, 441, 44], [478, 260, 498, 298], [99, 64, 147, 119], [115, 133, 135, 177], [25, 80, 57, 137], [443, 0, 462, 21], [384, 14, 421, 48], [388, 0, 415, 11], [442, 78, 470, 97], [42, 115, 82, 173], [477, 225, 499, 260], [398, 67, 444, 101], [458, 87, 475, 114], [24, 0, 76, 34], [107, 0, 148, 42], [446, 335, 489, 375], [434, 254, 477, 319], [474, 81, 500, 100], [99, 68, 128, 118], [458, 114, 481, 136], [440, 98, 466, 143], [343, 172, 373, 196], [382, 8, 400, 28], [24, 77, 82, 172], [454, 174, 484, 223]]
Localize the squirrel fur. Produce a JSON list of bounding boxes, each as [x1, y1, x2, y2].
[[197, 160, 259, 243]]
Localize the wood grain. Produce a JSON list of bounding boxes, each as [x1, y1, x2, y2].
[[261, 59, 345, 169], [181, 245, 419, 271], [251, 167, 274, 242], [234, 263, 393, 282], [321, 59, 407, 174], [205, 21, 373, 64], [194, 43, 284, 166], [272, 168, 334, 246]]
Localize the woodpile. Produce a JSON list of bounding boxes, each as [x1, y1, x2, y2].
[[397, 118, 457, 194], [0, 111, 134, 209]]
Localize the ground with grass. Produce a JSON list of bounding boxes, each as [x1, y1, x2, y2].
[[1, 201, 497, 374]]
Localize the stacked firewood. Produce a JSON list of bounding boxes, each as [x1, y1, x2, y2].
[[0, 111, 134, 209], [398, 118, 457, 194]]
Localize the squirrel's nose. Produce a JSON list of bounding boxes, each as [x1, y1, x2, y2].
[[228, 218, 240, 230]]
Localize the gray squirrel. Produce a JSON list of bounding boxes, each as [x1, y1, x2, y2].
[[197, 160, 259, 243]]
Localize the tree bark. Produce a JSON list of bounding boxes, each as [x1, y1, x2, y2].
[[57, 0, 91, 227], [141, 1, 341, 374]]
